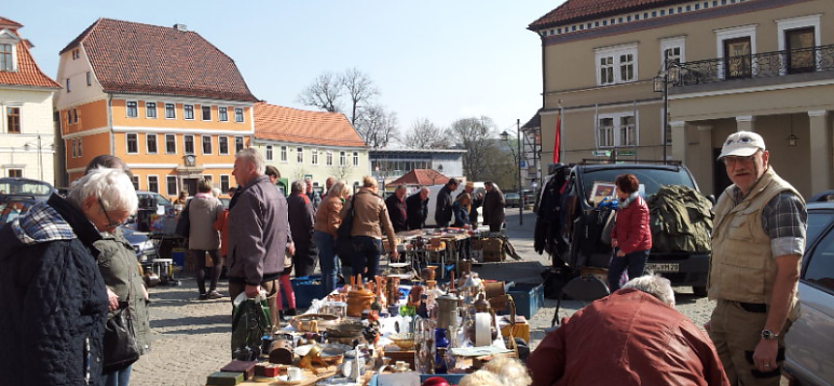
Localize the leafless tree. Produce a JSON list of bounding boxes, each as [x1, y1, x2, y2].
[[331, 164, 351, 182], [449, 116, 497, 181], [297, 72, 342, 113], [356, 104, 399, 149], [403, 118, 453, 149], [341, 68, 379, 126]]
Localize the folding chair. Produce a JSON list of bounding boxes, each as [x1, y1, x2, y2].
[[551, 274, 610, 327]]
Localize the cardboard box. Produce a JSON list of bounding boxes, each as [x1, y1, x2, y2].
[[481, 238, 503, 253], [483, 249, 505, 262]]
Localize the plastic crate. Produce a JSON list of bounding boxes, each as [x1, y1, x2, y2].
[[507, 283, 544, 319], [281, 275, 327, 310], [369, 373, 465, 386], [171, 248, 186, 267]]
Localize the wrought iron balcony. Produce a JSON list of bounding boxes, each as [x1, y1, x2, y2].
[[670, 44, 834, 87]]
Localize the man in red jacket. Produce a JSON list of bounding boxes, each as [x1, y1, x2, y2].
[[527, 274, 729, 386]]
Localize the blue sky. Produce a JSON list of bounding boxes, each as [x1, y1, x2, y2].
[[6, 1, 564, 137]]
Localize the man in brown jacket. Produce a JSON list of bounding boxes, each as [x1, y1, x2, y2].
[[340, 176, 399, 282], [482, 181, 506, 233]]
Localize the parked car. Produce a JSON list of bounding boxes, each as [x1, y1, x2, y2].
[[121, 224, 158, 262], [559, 162, 712, 295], [0, 177, 56, 199], [136, 190, 174, 215], [505, 192, 521, 208], [784, 201, 834, 386]]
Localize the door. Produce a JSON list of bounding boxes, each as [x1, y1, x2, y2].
[[713, 148, 732, 197], [724, 37, 752, 79], [786, 27, 815, 74], [183, 178, 198, 196]]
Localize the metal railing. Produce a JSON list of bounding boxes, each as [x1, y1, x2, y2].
[[671, 44, 834, 87]]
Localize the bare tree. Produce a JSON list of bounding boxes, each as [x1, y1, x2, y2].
[[297, 72, 343, 113], [449, 116, 496, 181], [331, 164, 351, 182], [341, 68, 379, 126], [403, 118, 452, 149], [356, 104, 399, 149]]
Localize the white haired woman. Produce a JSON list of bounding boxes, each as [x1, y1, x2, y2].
[[0, 167, 138, 386]]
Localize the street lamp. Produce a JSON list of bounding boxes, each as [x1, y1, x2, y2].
[[500, 118, 523, 225], [653, 59, 682, 165], [23, 135, 52, 181]]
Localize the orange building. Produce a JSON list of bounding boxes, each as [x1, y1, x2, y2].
[[54, 19, 258, 197]]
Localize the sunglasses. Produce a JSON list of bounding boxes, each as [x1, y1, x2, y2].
[[98, 198, 125, 228]]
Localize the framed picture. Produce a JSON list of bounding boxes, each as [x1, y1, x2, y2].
[[590, 182, 616, 206]]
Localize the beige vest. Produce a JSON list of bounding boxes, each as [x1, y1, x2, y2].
[[708, 167, 803, 313]]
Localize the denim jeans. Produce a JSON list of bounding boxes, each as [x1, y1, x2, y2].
[[350, 236, 382, 282], [314, 230, 338, 294], [104, 364, 132, 386], [607, 249, 650, 292]]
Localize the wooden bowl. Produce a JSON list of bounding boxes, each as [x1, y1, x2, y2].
[[290, 314, 339, 332], [387, 332, 416, 350]]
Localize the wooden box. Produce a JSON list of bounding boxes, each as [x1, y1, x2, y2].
[[483, 250, 505, 262], [220, 360, 257, 380], [206, 371, 244, 386]]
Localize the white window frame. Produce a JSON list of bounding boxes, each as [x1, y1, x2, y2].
[[184, 134, 195, 155], [234, 107, 244, 122], [234, 136, 244, 153], [0, 40, 17, 72], [71, 139, 77, 158], [659, 36, 686, 69], [266, 145, 273, 161], [126, 132, 139, 154], [220, 174, 230, 193], [86, 71, 92, 86], [280, 146, 288, 163], [311, 148, 319, 165], [595, 44, 638, 85], [352, 151, 359, 167], [201, 105, 212, 121], [218, 136, 230, 155], [296, 147, 304, 164], [219, 106, 228, 122], [165, 133, 177, 155], [715, 24, 757, 80], [146, 133, 158, 154], [339, 151, 346, 166], [131, 175, 140, 191], [326, 150, 333, 166], [777, 15, 821, 75], [126, 101, 138, 118], [165, 103, 176, 119], [596, 111, 639, 148], [201, 135, 212, 155], [184, 104, 195, 120], [146, 101, 157, 119], [166, 175, 178, 196], [147, 175, 159, 194]]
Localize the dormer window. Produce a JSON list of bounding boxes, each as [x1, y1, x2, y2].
[[0, 43, 13, 71]]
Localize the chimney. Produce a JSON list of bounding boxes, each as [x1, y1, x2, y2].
[[173, 23, 188, 32]]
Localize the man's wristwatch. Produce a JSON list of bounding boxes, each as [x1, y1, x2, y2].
[[761, 329, 779, 340]]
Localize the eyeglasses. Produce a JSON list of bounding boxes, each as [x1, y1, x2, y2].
[[98, 198, 125, 228]]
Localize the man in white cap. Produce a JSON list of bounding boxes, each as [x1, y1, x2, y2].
[[706, 131, 807, 385]]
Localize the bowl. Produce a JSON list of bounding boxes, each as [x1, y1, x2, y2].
[[290, 313, 340, 332], [387, 332, 416, 350]]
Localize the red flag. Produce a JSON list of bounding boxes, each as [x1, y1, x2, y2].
[[552, 113, 561, 164]]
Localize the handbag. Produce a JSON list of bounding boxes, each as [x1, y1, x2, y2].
[[336, 195, 357, 265], [174, 199, 192, 238], [103, 298, 140, 373]]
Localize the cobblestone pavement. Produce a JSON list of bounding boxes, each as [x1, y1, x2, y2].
[[131, 212, 718, 386]]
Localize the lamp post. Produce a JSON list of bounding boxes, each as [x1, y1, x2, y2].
[[500, 118, 523, 226], [653, 59, 681, 165], [23, 135, 47, 181]]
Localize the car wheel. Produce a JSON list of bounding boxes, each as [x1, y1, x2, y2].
[[693, 286, 707, 297]]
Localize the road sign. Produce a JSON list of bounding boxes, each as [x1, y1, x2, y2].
[[592, 150, 611, 157], [618, 150, 636, 156]]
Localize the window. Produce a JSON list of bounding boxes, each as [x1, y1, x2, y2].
[[0, 43, 12, 71], [266, 145, 273, 161], [280, 146, 288, 162], [131, 175, 139, 190], [184, 105, 195, 120], [234, 108, 244, 122], [8, 169, 22, 178], [7, 107, 20, 134], [297, 147, 304, 164], [166, 176, 178, 196], [165, 103, 176, 119], [71, 49, 79, 60], [340, 151, 346, 166], [67, 110, 72, 126], [219, 136, 229, 155], [353, 151, 359, 167], [202, 135, 212, 155], [146, 102, 157, 118], [127, 101, 139, 118], [326, 150, 333, 166], [66, 78, 71, 93], [146, 134, 158, 154], [201, 105, 211, 121], [203, 175, 213, 186], [595, 44, 638, 85], [597, 112, 638, 148], [86, 71, 92, 86], [77, 138, 82, 157], [724, 37, 752, 79], [126, 133, 139, 154], [220, 175, 230, 193], [312, 149, 318, 165], [147, 176, 159, 193], [73, 109, 78, 123], [71, 139, 77, 158], [803, 224, 834, 293], [184, 135, 195, 155], [219, 107, 228, 122], [235, 136, 244, 153], [165, 134, 176, 154], [785, 27, 815, 74]]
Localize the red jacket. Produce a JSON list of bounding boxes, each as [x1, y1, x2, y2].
[[527, 289, 729, 386], [611, 195, 652, 254]]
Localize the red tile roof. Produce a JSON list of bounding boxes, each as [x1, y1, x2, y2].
[[529, 0, 681, 29], [254, 103, 367, 148], [0, 17, 61, 89], [62, 18, 257, 102], [387, 169, 449, 187]]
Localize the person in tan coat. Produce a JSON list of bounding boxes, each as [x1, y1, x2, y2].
[[340, 176, 399, 282], [314, 180, 350, 294]]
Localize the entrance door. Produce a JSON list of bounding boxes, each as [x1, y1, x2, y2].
[[183, 178, 198, 196], [713, 148, 733, 197], [724, 37, 752, 79], [786, 27, 815, 74]]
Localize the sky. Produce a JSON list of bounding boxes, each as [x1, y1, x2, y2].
[[5, 1, 565, 138]]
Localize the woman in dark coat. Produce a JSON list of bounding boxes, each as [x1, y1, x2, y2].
[[608, 174, 652, 292], [482, 181, 506, 233]]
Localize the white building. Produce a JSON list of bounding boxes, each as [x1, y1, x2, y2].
[[0, 17, 61, 183]]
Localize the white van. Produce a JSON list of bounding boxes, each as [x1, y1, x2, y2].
[[420, 181, 486, 227]]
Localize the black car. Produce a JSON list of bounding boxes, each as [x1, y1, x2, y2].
[[559, 162, 712, 295]]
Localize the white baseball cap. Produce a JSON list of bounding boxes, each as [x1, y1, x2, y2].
[[717, 131, 766, 160]]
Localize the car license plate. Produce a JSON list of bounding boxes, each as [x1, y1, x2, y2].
[[646, 263, 680, 272]]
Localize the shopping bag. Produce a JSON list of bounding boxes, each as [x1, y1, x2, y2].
[[231, 292, 272, 360]]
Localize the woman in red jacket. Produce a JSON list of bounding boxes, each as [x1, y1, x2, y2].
[[609, 174, 652, 291]]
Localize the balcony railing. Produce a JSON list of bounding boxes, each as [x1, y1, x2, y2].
[[670, 44, 834, 87]]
